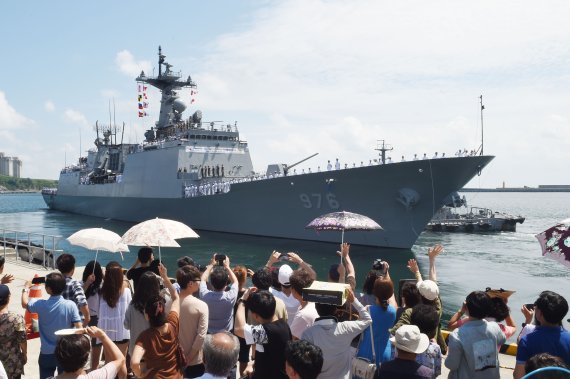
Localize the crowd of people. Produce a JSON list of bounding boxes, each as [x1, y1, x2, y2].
[[0, 244, 567, 379]]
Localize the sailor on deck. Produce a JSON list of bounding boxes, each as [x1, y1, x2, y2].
[[401, 156, 406, 162], [413, 154, 418, 160], [422, 153, 427, 159], [327, 160, 332, 171], [335, 158, 340, 170], [433, 152, 438, 159]]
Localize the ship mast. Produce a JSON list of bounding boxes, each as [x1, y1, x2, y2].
[[136, 46, 197, 130], [479, 94, 484, 156], [375, 140, 393, 164]]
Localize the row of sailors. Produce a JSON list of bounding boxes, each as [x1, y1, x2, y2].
[[184, 181, 232, 197], [324, 149, 478, 169]]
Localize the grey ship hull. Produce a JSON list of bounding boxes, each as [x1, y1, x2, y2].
[[43, 156, 493, 248]]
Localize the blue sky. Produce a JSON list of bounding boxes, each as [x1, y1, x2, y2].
[[1, 1, 569, 188]]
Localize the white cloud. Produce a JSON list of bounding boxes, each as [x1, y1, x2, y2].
[[44, 101, 55, 112], [187, 0, 570, 187], [63, 109, 89, 127], [115, 50, 151, 77], [0, 91, 34, 129]]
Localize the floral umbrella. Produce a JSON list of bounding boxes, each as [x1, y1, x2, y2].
[[535, 218, 570, 269], [120, 217, 199, 261], [67, 228, 129, 273], [306, 211, 382, 263]]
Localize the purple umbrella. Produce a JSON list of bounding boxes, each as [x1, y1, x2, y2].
[[306, 211, 383, 245], [535, 218, 570, 269]]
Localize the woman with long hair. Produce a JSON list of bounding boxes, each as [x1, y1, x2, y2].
[[81, 260, 103, 370], [98, 261, 131, 374], [131, 263, 181, 379], [355, 274, 398, 366], [124, 271, 170, 357]]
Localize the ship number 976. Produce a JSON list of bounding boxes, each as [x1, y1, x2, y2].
[[299, 193, 339, 209]]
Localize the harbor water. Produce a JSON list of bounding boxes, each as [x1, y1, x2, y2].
[[0, 192, 568, 338]]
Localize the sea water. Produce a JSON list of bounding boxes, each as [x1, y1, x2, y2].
[[0, 192, 568, 333]]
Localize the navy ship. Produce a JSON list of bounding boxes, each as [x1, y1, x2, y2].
[[42, 47, 494, 249]]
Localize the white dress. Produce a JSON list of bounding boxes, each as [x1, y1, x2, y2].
[[98, 288, 132, 342]]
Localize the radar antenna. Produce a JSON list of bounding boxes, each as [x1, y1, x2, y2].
[[375, 140, 393, 164]]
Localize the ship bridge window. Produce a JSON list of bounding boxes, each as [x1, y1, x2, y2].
[[223, 136, 229, 141], [189, 135, 196, 139], [207, 135, 212, 140]]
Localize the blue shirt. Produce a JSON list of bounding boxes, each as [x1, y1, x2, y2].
[[356, 303, 396, 365], [516, 326, 570, 365], [199, 281, 238, 333], [28, 295, 82, 354]]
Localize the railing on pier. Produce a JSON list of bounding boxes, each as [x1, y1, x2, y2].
[[1, 228, 63, 269]]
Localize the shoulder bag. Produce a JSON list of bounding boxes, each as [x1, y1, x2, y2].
[[351, 323, 377, 379]]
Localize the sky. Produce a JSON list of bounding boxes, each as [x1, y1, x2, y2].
[[1, 1, 569, 188]]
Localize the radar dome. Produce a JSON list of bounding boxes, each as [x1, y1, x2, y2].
[[173, 98, 187, 113]]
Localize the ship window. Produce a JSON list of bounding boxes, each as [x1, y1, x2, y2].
[[189, 135, 195, 139], [207, 135, 212, 140]]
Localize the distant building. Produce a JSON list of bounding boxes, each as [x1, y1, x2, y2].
[[0, 153, 22, 178], [538, 185, 570, 189]]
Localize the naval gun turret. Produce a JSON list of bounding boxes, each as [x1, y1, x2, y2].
[[267, 153, 319, 176]]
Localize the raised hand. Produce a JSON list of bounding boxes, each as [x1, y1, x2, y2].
[[428, 244, 444, 259], [1, 274, 14, 284], [407, 259, 419, 274]]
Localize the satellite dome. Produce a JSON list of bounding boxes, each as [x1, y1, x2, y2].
[[172, 98, 187, 113]]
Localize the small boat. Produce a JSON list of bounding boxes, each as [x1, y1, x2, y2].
[[426, 206, 525, 233]]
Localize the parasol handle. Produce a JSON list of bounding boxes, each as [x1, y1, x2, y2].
[[93, 250, 99, 276]]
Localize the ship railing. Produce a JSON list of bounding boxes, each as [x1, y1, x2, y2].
[[41, 188, 58, 195], [0, 228, 63, 270]]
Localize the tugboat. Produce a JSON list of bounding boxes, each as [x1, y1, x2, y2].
[[42, 46, 495, 248], [426, 194, 525, 232]]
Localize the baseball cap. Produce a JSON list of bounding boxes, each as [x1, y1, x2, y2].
[[278, 264, 293, 286], [0, 284, 10, 303], [393, 325, 429, 354], [417, 280, 439, 301]]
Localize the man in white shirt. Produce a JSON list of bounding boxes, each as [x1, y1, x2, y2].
[[286, 253, 318, 339], [266, 252, 300, 324], [301, 289, 372, 379]]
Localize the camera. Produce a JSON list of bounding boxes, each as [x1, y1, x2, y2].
[[372, 259, 387, 275], [215, 254, 226, 265], [278, 253, 289, 261], [32, 276, 46, 284]]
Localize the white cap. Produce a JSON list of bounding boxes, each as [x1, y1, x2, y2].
[[417, 280, 439, 301], [278, 264, 293, 286], [393, 325, 429, 354]]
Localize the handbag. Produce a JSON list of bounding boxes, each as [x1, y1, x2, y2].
[[351, 324, 377, 379], [175, 343, 187, 371]]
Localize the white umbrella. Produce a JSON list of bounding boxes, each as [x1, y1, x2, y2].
[[120, 217, 199, 261], [67, 227, 130, 272]]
